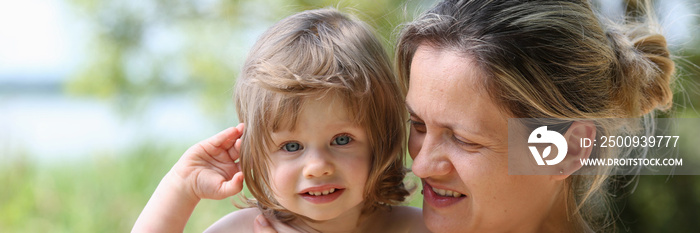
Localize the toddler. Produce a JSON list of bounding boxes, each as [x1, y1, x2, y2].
[[133, 8, 426, 233]]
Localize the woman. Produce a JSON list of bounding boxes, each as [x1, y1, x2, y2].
[[256, 0, 675, 232], [395, 0, 673, 232]]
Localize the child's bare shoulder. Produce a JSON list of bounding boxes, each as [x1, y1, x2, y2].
[[204, 207, 261, 233], [366, 206, 430, 233]]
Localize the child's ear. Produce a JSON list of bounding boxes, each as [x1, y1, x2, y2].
[[552, 121, 596, 180]]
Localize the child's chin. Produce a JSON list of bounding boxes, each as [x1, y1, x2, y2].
[[302, 210, 342, 221]]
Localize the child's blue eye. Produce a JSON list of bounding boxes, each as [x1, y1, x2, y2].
[[332, 135, 352, 145], [283, 142, 302, 152]]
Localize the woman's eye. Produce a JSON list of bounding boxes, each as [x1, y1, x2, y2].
[[453, 135, 482, 149], [282, 142, 302, 152], [332, 135, 352, 145], [409, 119, 426, 133]]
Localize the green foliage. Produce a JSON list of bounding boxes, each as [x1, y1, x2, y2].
[[63, 0, 427, 122], [0, 143, 223, 232], [613, 175, 700, 233], [7, 0, 698, 232]]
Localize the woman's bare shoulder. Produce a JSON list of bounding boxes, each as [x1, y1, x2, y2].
[[204, 208, 261, 233]]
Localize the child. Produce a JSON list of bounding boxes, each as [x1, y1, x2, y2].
[[132, 8, 427, 233]]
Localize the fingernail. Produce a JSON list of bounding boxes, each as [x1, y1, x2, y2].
[[256, 215, 270, 227]]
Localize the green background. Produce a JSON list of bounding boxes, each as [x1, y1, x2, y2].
[[1, 0, 699, 232]]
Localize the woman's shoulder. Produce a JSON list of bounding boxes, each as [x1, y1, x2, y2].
[[365, 206, 430, 233], [204, 207, 261, 233]]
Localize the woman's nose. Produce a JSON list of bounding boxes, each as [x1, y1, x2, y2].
[[410, 134, 452, 178], [302, 148, 335, 178]]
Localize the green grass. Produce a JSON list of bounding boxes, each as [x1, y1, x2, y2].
[[0, 143, 422, 232], [0, 143, 227, 232]]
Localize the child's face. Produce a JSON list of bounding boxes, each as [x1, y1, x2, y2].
[[267, 95, 371, 221]]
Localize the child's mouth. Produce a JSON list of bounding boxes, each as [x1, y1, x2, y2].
[[299, 188, 345, 204], [305, 188, 338, 196]]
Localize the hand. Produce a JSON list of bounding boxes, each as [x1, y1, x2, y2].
[[132, 124, 246, 232], [171, 123, 246, 201]]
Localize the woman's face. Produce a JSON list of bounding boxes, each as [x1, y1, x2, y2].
[[406, 45, 562, 232]]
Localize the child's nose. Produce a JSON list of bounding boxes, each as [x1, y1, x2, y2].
[[302, 148, 335, 178]]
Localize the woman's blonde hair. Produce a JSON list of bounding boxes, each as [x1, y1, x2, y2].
[[234, 8, 409, 222], [396, 0, 674, 232]]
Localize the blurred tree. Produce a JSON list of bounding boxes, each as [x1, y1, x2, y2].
[[64, 0, 428, 123]]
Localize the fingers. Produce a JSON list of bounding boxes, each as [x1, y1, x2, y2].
[[234, 136, 243, 152], [199, 124, 244, 158], [220, 172, 245, 197], [228, 124, 245, 162], [209, 124, 244, 147], [235, 123, 245, 134], [254, 214, 278, 233], [221, 123, 244, 152], [232, 123, 245, 152], [228, 137, 243, 162]]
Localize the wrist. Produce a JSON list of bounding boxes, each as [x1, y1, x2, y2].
[[163, 169, 201, 204], [132, 170, 202, 232]]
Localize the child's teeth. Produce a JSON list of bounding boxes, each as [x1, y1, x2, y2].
[[307, 189, 337, 196]]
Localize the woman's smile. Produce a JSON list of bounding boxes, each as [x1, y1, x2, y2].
[[422, 181, 467, 208]]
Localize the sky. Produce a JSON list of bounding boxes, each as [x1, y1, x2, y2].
[[0, 0, 86, 83], [0, 0, 695, 84]]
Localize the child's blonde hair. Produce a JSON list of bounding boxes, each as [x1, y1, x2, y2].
[[234, 8, 408, 222]]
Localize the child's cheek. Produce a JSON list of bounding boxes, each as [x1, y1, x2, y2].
[[268, 161, 301, 200]]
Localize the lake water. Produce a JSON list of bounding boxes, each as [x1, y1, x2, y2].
[[0, 93, 236, 165]]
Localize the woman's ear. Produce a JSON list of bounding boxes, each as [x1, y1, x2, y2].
[[552, 121, 596, 180]]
